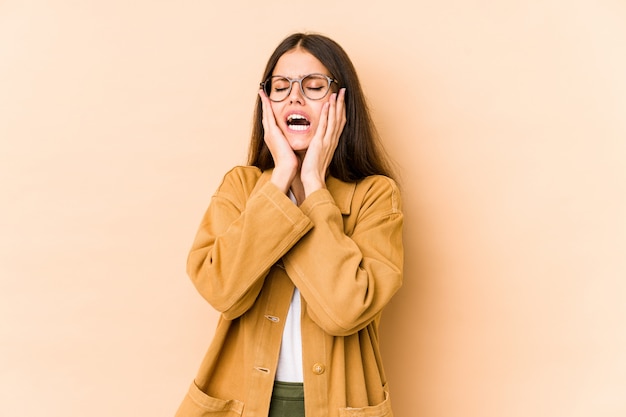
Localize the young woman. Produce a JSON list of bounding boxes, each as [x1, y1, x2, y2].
[[175, 32, 403, 417]]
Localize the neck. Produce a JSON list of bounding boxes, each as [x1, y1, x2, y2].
[[290, 175, 305, 206]]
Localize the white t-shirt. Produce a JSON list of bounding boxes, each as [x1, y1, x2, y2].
[[275, 191, 304, 382], [275, 287, 303, 382]]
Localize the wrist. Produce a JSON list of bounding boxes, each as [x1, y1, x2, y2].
[[271, 167, 297, 194], [302, 178, 325, 197]]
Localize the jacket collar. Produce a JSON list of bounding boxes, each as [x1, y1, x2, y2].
[[258, 169, 356, 215]]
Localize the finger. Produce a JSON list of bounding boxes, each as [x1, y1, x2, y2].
[[259, 89, 281, 136], [259, 89, 270, 132], [338, 88, 346, 116], [334, 88, 347, 133], [316, 100, 331, 142], [328, 92, 345, 145], [320, 93, 337, 144]]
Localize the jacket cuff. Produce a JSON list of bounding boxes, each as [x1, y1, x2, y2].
[[258, 181, 312, 227], [299, 188, 336, 216]]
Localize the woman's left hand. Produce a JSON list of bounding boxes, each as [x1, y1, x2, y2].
[[300, 88, 347, 197]]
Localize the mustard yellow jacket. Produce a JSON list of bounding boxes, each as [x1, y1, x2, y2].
[[175, 166, 404, 417]]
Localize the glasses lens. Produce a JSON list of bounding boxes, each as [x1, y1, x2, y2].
[[302, 74, 330, 100], [266, 77, 290, 102]]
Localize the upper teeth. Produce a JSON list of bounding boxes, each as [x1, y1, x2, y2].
[[288, 114, 306, 122]]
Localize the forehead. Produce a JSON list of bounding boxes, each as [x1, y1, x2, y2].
[[273, 49, 329, 77]]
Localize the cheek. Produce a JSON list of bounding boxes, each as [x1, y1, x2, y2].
[[311, 101, 330, 123]]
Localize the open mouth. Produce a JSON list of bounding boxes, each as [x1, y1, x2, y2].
[[286, 114, 311, 132]]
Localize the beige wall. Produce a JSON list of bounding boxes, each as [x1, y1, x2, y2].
[[1, 1, 625, 416]]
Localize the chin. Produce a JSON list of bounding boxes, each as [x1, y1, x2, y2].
[[286, 136, 312, 152]]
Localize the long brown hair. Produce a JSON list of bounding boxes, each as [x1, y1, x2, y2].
[[248, 33, 395, 182]]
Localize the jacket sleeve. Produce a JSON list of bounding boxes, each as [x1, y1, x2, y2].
[[186, 167, 313, 320], [283, 176, 404, 336]]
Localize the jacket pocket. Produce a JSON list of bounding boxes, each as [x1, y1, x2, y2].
[[338, 386, 393, 417], [175, 381, 244, 417]]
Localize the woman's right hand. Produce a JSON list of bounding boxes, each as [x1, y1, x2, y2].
[[259, 89, 299, 193]]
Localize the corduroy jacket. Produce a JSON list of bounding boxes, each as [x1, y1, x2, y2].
[[175, 166, 404, 417]]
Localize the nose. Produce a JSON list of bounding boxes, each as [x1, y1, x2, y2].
[[288, 81, 305, 104]]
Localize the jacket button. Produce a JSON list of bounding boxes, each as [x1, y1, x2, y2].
[[312, 363, 325, 375]]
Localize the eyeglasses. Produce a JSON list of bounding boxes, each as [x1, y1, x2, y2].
[[260, 73, 337, 102]]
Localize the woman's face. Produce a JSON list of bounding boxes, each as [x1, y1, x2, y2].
[[269, 49, 334, 153]]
